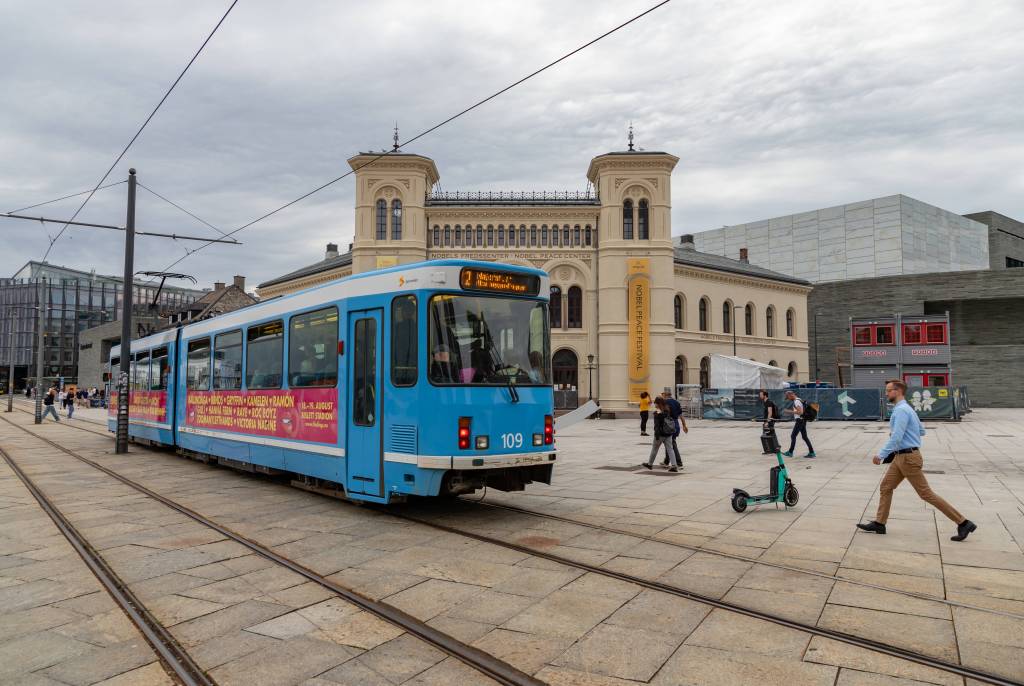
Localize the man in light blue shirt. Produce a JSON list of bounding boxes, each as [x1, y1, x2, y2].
[[857, 379, 976, 541]]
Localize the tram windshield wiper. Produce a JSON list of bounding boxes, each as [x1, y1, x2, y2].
[[485, 338, 519, 404]]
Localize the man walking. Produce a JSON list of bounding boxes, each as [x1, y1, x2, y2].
[[782, 390, 815, 458], [42, 387, 60, 422], [660, 390, 687, 467], [754, 390, 778, 454], [857, 379, 976, 541]]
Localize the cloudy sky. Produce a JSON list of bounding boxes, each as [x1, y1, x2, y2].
[[2, 0, 1022, 289]]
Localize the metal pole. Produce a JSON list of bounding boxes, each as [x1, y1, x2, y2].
[[6, 310, 14, 412], [115, 169, 136, 454], [34, 277, 45, 423]]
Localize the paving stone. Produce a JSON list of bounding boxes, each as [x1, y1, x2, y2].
[[39, 638, 154, 686], [174, 599, 291, 647], [246, 609, 319, 639], [403, 656, 503, 685], [560, 572, 643, 603], [553, 623, 678, 681], [384, 578, 484, 621], [310, 610, 405, 650], [189, 630, 282, 671], [471, 627, 573, 675], [534, 665, 648, 685], [0, 604, 81, 642], [502, 589, 626, 639], [0, 630, 97, 680], [0, 578, 88, 612], [210, 635, 359, 686], [352, 633, 446, 684], [684, 608, 811, 657], [92, 661, 174, 685], [651, 644, 837, 686], [818, 604, 958, 663], [803, 637, 962, 686], [264, 580, 336, 608], [446, 589, 538, 625], [827, 581, 951, 620], [50, 607, 140, 647], [146, 593, 226, 625], [491, 565, 583, 598], [425, 615, 494, 644], [835, 670, 936, 686], [326, 567, 427, 601], [317, 658, 395, 685]]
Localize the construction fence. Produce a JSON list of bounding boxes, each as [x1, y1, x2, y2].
[[701, 386, 972, 421]]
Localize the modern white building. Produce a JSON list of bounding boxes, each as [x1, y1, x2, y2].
[[692, 195, 990, 283]]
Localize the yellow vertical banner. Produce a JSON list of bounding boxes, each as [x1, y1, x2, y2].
[[627, 258, 650, 403]]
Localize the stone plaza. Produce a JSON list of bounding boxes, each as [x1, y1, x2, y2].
[[1, 398, 1022, 685]]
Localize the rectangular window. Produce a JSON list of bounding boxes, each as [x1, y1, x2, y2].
[[133, 352, 150, 391], [875, 325, 895, 345], [853, 326, 872, 346], [289, 307, 338, 387], [151, 346, 170, 390], [352, 317, 377, 426], [391, 296, 417, 386], [925, 323, 946, 344], [519, 226, 526, 246], [246, 321, 283, 389], [902, 324, 922, 345], [214, 330, 243, 390]]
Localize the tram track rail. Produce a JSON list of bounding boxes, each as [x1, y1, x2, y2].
[[6, 408, 1023, 685], [0, 413, 543, 686], [0, 444, 214, 686], [17, 403, 1023, 622]]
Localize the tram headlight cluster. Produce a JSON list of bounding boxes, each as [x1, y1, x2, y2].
[[533, 434, 543, 446], [458, 417, 471, 450], [544, 415, 554, 445]]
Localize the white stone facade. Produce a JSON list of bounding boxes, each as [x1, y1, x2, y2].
[[692, 195, 989, 283]]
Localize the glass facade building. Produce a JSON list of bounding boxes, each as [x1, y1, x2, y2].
[[1, 262, 206, 390]]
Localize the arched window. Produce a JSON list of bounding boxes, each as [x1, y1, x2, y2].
[[432, 225, 440, 246], [443, 225, 451, 246], [787, 361, 798, 379], [638, 199, 649, 239], [574, 225, 581, 246], [623, 200, 634, 239], [786, 308, 795, 337], [766, 306, 775, 338], [541, 225, 548, 246], [530, 225, 538, 246], [673, 295, 683, 329], [585, 226, 592, 246], [675, 356, 687, 385], [700, 357, 711, 389], [454, 225, 461, 247], [745, 304, 754, 336], [476, 225, 483, 246], [699, 297, 709, 332], [375, 199, 387, 240], [549, 286, 562, 329], [507, 226, 515, 247], [391, 200, 402, 240], [567, 286, 583, 328], [488, 225, 496, 246], [722, 301, 732, 334], [551, 226, 559, 246], [563, 225, 570, 245], [519, 225, 526, 246]]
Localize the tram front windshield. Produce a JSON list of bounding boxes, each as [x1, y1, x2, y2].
[[428, 295, 550, 386]]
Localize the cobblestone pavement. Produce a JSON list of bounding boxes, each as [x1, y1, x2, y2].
[[1, 398, 1022, 685]]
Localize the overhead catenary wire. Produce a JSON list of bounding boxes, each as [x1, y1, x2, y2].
[[6, 180, 126, 215], [150, 0, 674, 277], [39, 0, 240, 263], [137, 182, 227, 237], [0, 212, 240, 244]]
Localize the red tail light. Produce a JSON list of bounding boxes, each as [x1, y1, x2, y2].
[[458, 416, 471, 450], [544, 414, 554, 444]]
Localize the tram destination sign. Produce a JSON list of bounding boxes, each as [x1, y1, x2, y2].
[[459, 267, 539, 296]]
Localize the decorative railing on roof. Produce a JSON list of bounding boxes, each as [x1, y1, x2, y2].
[[426, 190, 599, 205]]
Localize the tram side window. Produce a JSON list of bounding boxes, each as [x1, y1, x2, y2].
[[133, 352, 150, 391], [186, 338, 211, 390], [353, 317, 377, 426], [289, 307, 339, 387], [151, 347, 170, 390], [246, 321, 283, 389], [391, 295, 417, 386], [214, 330, 243, 390]]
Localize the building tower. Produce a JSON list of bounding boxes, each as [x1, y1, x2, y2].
[[586, 143, 679, 412]]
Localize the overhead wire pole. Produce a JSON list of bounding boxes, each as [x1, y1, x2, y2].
[[115, 170, 137, 453], [149, 0, 674, 276]]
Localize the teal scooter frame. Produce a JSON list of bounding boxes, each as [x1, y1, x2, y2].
[[730, 451, 799, 512]]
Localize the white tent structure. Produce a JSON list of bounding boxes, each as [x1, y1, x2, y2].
[[709, 354, 787, 389]]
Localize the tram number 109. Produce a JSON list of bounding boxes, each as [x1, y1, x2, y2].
[[500, 432, 524, 449]]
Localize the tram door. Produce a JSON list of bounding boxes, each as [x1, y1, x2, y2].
[[347, 309, 383, 496]]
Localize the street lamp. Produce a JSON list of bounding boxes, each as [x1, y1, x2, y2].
[[586, 354, 596, 401]]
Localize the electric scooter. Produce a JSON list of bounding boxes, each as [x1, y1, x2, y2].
[[730, 449, 799, 512]]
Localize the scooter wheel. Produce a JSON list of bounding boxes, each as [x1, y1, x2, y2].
[[731, 493, 748, 513], [784, 485, 799, 507]]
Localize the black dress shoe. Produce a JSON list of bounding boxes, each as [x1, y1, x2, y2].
[[951, 520, 977, 542], [856, 521, 886, 534]]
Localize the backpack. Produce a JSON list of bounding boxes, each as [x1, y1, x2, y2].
[[656, 413, 676, 436], [803, 401, 818, 421]]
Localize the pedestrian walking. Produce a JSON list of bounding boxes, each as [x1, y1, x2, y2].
[[66, 392, 75, 419], [642, 397, 680, 472], [782, 390, 816, 458], [659, 390, 687, 467], [42, 387, 60, 422], [752, 389, 779, 453], [639, 391, 651, 436], [857, 379, 976, 541]]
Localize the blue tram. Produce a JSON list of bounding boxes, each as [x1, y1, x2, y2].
[[107, 260, 556, 503]]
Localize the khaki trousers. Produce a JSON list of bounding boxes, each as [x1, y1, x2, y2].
[[876, 449, 964, 525]]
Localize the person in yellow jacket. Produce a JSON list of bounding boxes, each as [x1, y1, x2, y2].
[[639, 391, 651, 436]]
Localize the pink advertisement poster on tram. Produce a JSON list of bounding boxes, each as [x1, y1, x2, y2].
[[107, 391, 168, 423], [185, 388, 338, 444]]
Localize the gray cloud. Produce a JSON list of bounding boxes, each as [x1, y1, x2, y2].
[[1, 0, 1021, 287]]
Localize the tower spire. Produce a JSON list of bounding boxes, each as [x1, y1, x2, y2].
[[627, 121, 634, 151], [393, 123, 400, 152]]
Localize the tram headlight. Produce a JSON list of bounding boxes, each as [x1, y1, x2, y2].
[[532, 433, 543, 446], [475, 435, 489, 450], [458, 417, 471, 450]]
